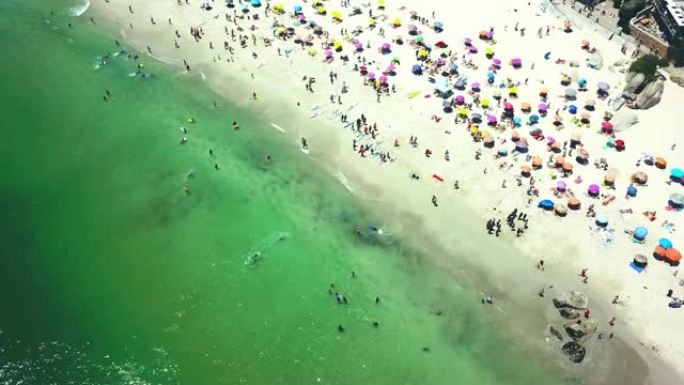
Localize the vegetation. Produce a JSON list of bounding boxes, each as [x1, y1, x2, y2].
[[617, 0, 646, 33], [629, 54, 670, 80]]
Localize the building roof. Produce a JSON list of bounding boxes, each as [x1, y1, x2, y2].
[[663, 0, 684, 27]]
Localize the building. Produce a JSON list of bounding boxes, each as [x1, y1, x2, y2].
[[653, 0, 684, 41]]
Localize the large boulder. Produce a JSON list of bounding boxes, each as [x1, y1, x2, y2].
[[635, 79, 665, 110], [564, 319, 599, 340], [553, 291, 589, 310], [623, 72, 646, 98], [561, 341, 587, 363], [611, 109, 639, 132], [560, 308, 580, 319]]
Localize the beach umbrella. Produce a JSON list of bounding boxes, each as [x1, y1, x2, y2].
[[521, 165, 532, 177], [468, 46, 478, 54], [627, 185, 638, 197], [670, 193, 684, 208], [331, 10, 343, 20], [294, 4, 303, 12], [471, 82, 481, 92], [393, 17, 402, 27], [435, 41, 448, 48], [504, 102, 513, 110], [511, 58, 522, 67], [483, 136, 495, 147], [434, 21, 444, 32], [250, 0, 262, 6], [378, 75, 388, 84], [588, 184, 600, 197], [367, 72, 376, 79], [498, 148, 509, 156], [633, 254, 648, 268], [568, 198, 581, 210], [633, 171, 648, 185], [664, 248, 682, 266], [515, 140, 529, 153], [455, 95, 465, 104], [578, 78, 587, 87], [565, 88, 577, 98], [354, 41, 364, 51], [655, 157, 667, 169], [455, 78, 467, 90], [660, 238, 673, 249], [555, 204, 568, 217], [568, 105, 578, 114], [464, 37, 472, 46], [671, 168, 684, 181], [595, 214, 608, 227], [381, 42, 391, 53], [598, 82, 610, 91], [557, 181, 567, 192], [324, 49, 333, 58], [562, 162, 574, 173], [492, 58, 502, 67], [529, 114, 539, 124], [585, 99, 596, 111], [531, 156, 542, 169], [634, 226, 648, 241], [601, 121, 614, 133], [481, 98, 491, 108], [487, 114, 497, 124], [538, 103, 548, 112], [513, 116, 522, 127], [538, 199, 555, 210], [521, 102, 531, 111], [359, 65, 368, 74]]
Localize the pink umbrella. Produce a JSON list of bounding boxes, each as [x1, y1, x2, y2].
[[487, 115, 497, 123], [325, 49, 333, 57], [468, 46, 478, 53], [547, 136, 556, 145], [381, 42, 391, 52], [511, 58, 522, 67], [386, 65, 396, 74], [588, 184, 600, 196], [538, 103, 548, 111], [471, 82, 481, 90], [601, 121, 613, 132], [492, 58, 502, 66], [354, 42, 363, 51], [455, 95, 465, 104], [367, 72, 376, 79], [379, 75, 388, 84], [557, 181, 567, 192], [504, 102, 513, 110], [464, 37, 472, 46]]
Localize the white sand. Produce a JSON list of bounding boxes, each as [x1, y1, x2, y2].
[[88, 0, 684, 379]]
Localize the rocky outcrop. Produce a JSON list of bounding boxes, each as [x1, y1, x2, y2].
[[634, 79, 665, 110], [611, 110, 639, 132], [561, 341, 587, 363], [564, 319, 599, 341], [552, 291, 589, 310], [622, 71, 665, 110], [559, 308, 580, 320], [623, 72, 646, 99]]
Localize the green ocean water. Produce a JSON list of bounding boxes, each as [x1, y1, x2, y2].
[[0, 1, 574, 384]]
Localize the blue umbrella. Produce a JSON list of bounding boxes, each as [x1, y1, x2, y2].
[[578, 78, 587, 87], [568, 105, 577, 114], [671, 168, 684, 180], [627, 185, 637, 197], [544, 51, 551, 60], [434, 21, 444, 31], [633, 226, 648, 241], [659, 238, 673, 249], [529, 114, 540, 124], [595, 214, 608, 227], [294, 4, 303, 12], [538, 199, 555, 210], [513, 116, 522, 127], [251, 0, 261, 6], [411, 64, 423, 75]]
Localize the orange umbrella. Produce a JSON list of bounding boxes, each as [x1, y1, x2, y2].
[[580, 112, 591, 120], [521, 165, 531, 177], [562, 162, 574, 172], [511, 129, 520, 140], [521, 102, 531, 110], [554, 156, 565, 166], [664, 248, 682, 265], [568, 198, 581, 210], [655, 157, 667, 169], [585, 99, 595, 106], [531, 156, 542, 169], [554, 115, 563, 122], [654, 246, 666, 258], [604, 175, 615, 185], [581, 39, 590, 47]]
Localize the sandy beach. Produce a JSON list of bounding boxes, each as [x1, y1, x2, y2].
[[85, 0, 684, 382]]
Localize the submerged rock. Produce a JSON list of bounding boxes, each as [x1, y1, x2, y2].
[[550, 325, 564, 341], [564, 319, 598, 341], [560, 308, 580, 320], [562, 341, 587, 363], [553, 291, 589, 310]]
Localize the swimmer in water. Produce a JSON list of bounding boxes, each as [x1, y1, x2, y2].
[[232, 121, 240, 130]]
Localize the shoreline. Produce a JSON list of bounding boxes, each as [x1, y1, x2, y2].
[[84, 0, 684, 383]]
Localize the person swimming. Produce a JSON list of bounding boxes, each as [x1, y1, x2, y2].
[[232, 121, 240, 130]]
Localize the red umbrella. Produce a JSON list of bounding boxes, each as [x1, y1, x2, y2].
[[615, 139, 625, 149]]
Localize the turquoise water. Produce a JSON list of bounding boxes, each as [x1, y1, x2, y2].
[[0, 1, 574, 384]]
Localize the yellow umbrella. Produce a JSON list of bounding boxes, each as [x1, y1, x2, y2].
[[332, 10, 343, 20], [274, 3, 284, 12], [378, 0, 385, 6], [509, 86, 518, 94], [276, 27, 286, 35], [481, 98, 490, 108], [540, 86, 549, 94], [459, 108, 469, 116], [393, 17, 401, 26], [481, 130, 491, 138], [470, 125, 480, 134], [484, 47, 494, 54], [317, 6, 326, 14], [308, 48, 317, 56], [368, 17, 377, 25], [419, 49, 428, 57], [333, 41, 343, 50]]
